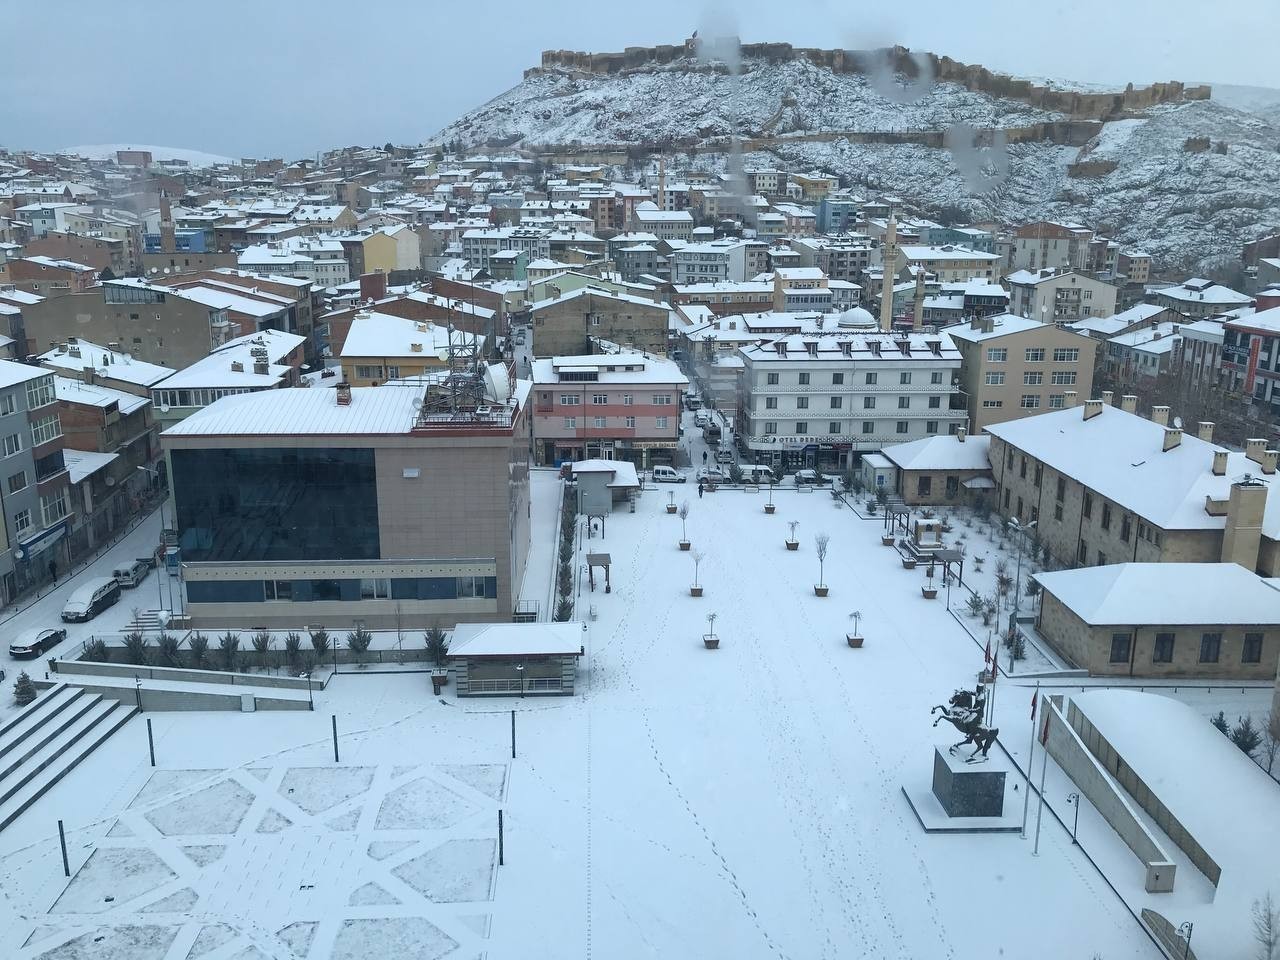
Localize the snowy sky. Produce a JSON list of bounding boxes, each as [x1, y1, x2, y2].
[[1, 0, 1275, 159]]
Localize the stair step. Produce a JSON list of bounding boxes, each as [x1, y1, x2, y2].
[[0, 685, 83, 749], [0, 692, 103, 783], [0, 699, 118, 809], [0, 701, 138, 832]]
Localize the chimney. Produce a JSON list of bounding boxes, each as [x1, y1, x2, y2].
[[970, 316, 982, 330], [230, 360, 244, 372], [1120, 394, 1137, 413], [981, 315, 995, 334], [1101, 390, 1114, 406], [1151, 405, 1170, 427], [336, 383, 352, 405], [1083, 398, 1104, 420], [1197, 421, 1215, 442], [1212, 450, 1228, 476], [957, 427, 966, 443], [1263, 450, 1278, 476], [1063, 390, 1078, 408], [253, 361, 269, 375], [1162, 427, 1182, 452], [1221, 480, 1266, 571], [1245, 438, 1267, 466]]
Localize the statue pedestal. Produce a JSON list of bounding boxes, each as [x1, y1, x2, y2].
[[902, 748, 1022, 833]]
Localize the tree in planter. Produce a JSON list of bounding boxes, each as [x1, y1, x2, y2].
[[346, 626, 373, 667], [1007, 629, 1027, 662], [188, 632, 210, 669], [814, 533, 830, 592], [83, 637, 110, 663], [309, 628, 331, 660], [284, 631, 303, 672], [996, 571, 1014, 600], [965, 594, 986, 618], [1253, 892, 1278, 960], [1231, 715, 1262, 757], [157, 633, 182, 668], [553, 596, 574, 622], [425, 622, 449, 667], [982, 598, 997, 627], [728, 461, 744, 485], [678, 501, 690, 545], [1263, 713, 1280, 776], [124, 630, 150, 666], [251, 631, 272, 669], [787, 520, 800, 546], [219, 631, 241, 671], [557, 559, 573, 602], [13, 671, 36, 706], [691, 550, 704, 592], [848, 610, 862, 636]]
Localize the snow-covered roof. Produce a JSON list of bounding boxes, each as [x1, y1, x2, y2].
[[571, 458, 640, 488], [945, 314, 1051, 342], [23, 254, 93, 271], [0, 358, 51, 389], [162, 384, 424, 436], [1227, 304, 1280, 335], [532, 353, 687, 386], [154, 329, 304, 391], [1156, 280, 1252, 305], [447, 621, 584, 659], [898, 245, 1000, 261], [881, 434, 991, 472], [62, 448, 119, 485], [170, 285, 288, 318], [1036, 563, 1280, 625], [1106, 321, 1180, 350], [528, 285, 669, 314], [53, 376, 148, 415], [340, 311, 483, 359]]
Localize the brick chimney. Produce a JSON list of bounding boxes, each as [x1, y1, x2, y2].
[[1263, 450, 1278, 475], [1212, 450, 1228, 476], [1151, 405, 1170, 427], [1162, 427, 1182, 452], [335, 383, 352, 406], [1245, 438, 1267, 466], [1255, 289, 1280, 312], [1120, 395, 1137, 413], [1063, 390, 1078, 408], [1222, 480, 1266, 570], [1197, 421, 1215, 442], [1083, 398, 1104, 420], [1101, 390, 1114, 405], [359, 270, 387, 303]]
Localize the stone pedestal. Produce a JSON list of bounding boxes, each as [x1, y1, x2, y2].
[[932, 748, 1006, 818]]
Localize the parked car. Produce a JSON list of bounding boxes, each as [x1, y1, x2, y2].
[[112, 559, 150, 588], [652, 465, 686, 483], [714, 448, 734, 464], [696, 467, 726, 483], [9, 627, 66, 659], [693, 411, 709, 428], [61, 577, 122, 623], [794, 469, 831, 486], [742, 465, 777, 485]]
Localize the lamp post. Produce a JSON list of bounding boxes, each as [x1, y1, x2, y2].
[[515, 662, 525, 698], [1176, 921, 1193, 959], [303, 672, 313, 711], [1066, 792, 1080, 844], [1006, 517, 1036, 671]]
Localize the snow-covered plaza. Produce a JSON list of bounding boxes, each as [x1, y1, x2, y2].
[[1, 472, 1272, 959]]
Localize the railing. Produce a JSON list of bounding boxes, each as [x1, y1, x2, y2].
[[466, 677, 562, 693]]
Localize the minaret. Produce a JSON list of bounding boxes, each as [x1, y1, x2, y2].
[[879, 215, 897, 333], [912, 265, 925, 330], [658, 154, 667, 210]]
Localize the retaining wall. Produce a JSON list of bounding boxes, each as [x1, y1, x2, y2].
[[52, 659, 316, 691]]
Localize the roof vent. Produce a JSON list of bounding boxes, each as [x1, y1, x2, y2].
[[410, 342, 424, 352], [1212, 450, 1228, 476], [1151, 405, 1170, 427], [253, 361, 269, 375], [1083, 399, 1104, 421], [230, 361, 244, 372]]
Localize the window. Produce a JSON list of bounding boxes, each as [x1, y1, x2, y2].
[[354, 365, 380, 380], [987, 348, 1007, 362], [1109, 633, 1131, 663], [1048, 394, 1065, 408], [559, 394, 580, 405], [653, 394, 673, 405], [593, 416, 606, 428], [862, 421, 875, 434], [1019, 456, 1027, 479], [1054, 502, 1064, 521], [656, 416, 668, 429], [385, 366, 400, 379], [1096, 551, 1106, 566], [832, 372, 844, 385], [1077, 540, 1087, 563], [1120, 516, 1131, 542], [928, 396, 941, 409], [792, 397, 808, 411], [30, 414, 60, 447], [764, 421, 778, 434], [863, 396, 876, 409], [767, 373, 779, 385], [829, 396, 842, 409], [1051, 371, 1077, 385], [1020, 395, 1041, 409], [40, 488, 68, 527], [624, 416, 636, 428], [985, 372, 1005, 385], [1033, 464, 1043, 487], [1023, 372, 1044, 385], [900, 372, 912, 385], [1004, 488, 1011, 508], [264, 580, 293, 601], [798, 373, 810, 386], [13, 508, 31, 534], [926, 420, 939, 434], [1025, 348, 1045, 362], [0, 393, 13, 416], [564, 417, 577, 429], [981, 399, 1003, 408], [25, 376, 55, 410], [1242, 633, 1263, 664], [1199, 632, 1221, 663], [931, 371, 943, 384], [3, 433, 22, 457], [7, 470, 26, 494], [917, 476, 932, 496], [1153, 633, 1175, 663], [829, 421, 840, 434], [896, 420, 909, 434], [1083, 493, 1092, 518], [765, 397, 778, 409], [795, 422, 808, 434], [1100, 503, 1111, 531], [898, 396, 910, 409], [360, 578, 391, 599], [622, 394, 633, 405], [1053, 348, 1080, 362], [865, 372, 878, 385], [592, 394, 608, 405]]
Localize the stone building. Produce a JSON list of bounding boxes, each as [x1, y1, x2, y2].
[[529, 287, 670, 358]]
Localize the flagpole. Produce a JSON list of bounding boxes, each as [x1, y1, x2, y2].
[[987, 633, 1001, 726], [1033, 708, 1051, 856], [1020, 681, 1040, 839]]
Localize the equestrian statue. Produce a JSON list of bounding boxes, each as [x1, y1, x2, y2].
[[930, 683, 999, 763]]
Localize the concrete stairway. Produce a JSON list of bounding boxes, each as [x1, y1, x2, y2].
[[0, 683, 138, 831]]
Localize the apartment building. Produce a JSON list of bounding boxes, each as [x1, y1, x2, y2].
[[630, 204, 694, 241], [461, 227, 551, 271], [530, 352, 687, 467], [788, 236, 875, 283], [1116, 250, 1151, 285], [1010, 221, 1094, 273], [948, 315, 1097, 432], [670, 239, 752, 285], [161, 374, 531, 629], [236, 238, 350, 287], [1103, 322, 1180, 380], [37, 339, 175, 397], [1170, 319, 1226, 388], [921, 279, 1010, 326], [894, 245, 1002, 283], [671, 281, 774, 317], [985, 397, 1280, 577], [1154, 278, 1253, 319], [738, 332, 966, 473], [0, 256, 97, 299], [339, 311, 484, 386], [53, 376, 157, 519], [0, 361, 73, 605], [529, 287, 670, 358], [23, 232, 127, 277], [1222, 306, 1280, 421], [1005, 269, 1118, 323]]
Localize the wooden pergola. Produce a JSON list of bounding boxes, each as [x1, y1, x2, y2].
[[586, 552, 612, 593]]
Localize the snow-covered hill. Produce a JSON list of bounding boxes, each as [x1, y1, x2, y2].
[[430, 53, 1280, 272], [61, 144, 234, 168]]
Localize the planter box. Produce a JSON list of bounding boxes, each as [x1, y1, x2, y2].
[[846, 634, 864, 648], [921, 587, 938, 599], [901, 558, 917, 570], [703, 635, 720, 649], [814, 585, 829, 597], [679, 540, 691, 551], [690, 585, 703, 597], [881, 535, 895, 546], [431, 676, 445, 694], [764, 503, 776, 514], [785, 540, 799, 551], [666, 504, 677, 514]]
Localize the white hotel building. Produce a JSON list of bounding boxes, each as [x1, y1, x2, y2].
[[738, 332, 967, 473]]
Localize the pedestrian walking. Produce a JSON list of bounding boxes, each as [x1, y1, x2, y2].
[[702, 451, 708, 464], [47, 559, 57, 583], [697, 481, 704, 499]]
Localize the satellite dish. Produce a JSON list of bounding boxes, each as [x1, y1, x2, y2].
[[163, 267, 170, 274], [1173, 416, 1183, 429]]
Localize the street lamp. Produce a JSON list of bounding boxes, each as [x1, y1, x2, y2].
[[1176, 921, 1193, 959], [134, 676, 143, 713], [1007, 517, 1036, 670], [303, 672, 313, 711], [515, 662, 525, 698], [1066, 792, 1080, 844]]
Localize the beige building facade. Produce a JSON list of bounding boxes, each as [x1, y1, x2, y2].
[[530, 288, 670, 358]]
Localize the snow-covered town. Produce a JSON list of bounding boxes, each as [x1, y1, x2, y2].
[[2, 9, 1280, 960]]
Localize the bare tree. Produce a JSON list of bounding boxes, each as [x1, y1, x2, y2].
[[1255, 891, 1278, 960], [815, 533, 830, 588], [678, 500, 690, 542], [692, 550, 704, 589]]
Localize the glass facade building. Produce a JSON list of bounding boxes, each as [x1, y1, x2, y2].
[[170, 448, 380, 561]]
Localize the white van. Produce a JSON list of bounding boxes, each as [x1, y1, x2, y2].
[[652, 465, 686, 483], [61, 577, 122, 623], [743, 465, 776, 485]]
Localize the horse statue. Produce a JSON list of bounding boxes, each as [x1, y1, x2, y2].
[[930, 684, 999, 763]]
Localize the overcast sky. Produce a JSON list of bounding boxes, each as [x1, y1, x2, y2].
[[2, 0, 1274, 159]]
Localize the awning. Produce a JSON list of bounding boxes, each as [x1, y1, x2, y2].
[[962, 477, 996, 489], [16, 519, 70, 562]]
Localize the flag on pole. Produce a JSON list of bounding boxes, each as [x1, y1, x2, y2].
[[984, 638, 992, 667], [1040, 709, 1051, 746], [1030, 688, 1038, 720]]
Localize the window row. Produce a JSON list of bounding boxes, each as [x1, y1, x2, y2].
[[765, 371, 946, 386], [763, 395, 944, 410], [563, 416, 667, 430], [154, 387, 254, 409], [987, 347, 1082, 364], [190, 575, 499, 604], [1108, 631, 1263, 665], [760, 420, 941, 436], [559, 393, 672, 405]]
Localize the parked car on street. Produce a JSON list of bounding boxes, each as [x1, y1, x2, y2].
[[9, 627, 67, 659], [61, 577, 122, 623], [652, 465, 686, 483], [794, 469, 831, 486], [112, 559, 150, 588], [696, 467, 726, 483]]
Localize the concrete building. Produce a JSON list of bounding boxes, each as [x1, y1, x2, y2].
[[1006, 269, 1119, 323], [1103, 322, 1180, 380], [339, 311, 484, 387], [23, 232, 127, 277], [1223, 306, 1280, 421], [671, 281, 774, 317], [1116, 250, 1151, 285], [985, 399, 1280, 576], [1154, 278, 1253, 319], [449, 622, 583, 697], [921, 280, 1010, 326], [0, 256, 97, 299], [236, 238, 350, 287], [788, 236, 875, 283], [161, 372, 531, 629], [738, 331, 966, 473], [530, 352, 687, 467], [670, 240, 752, 285], [529, 287, 670, 359], [37, 339, 175, 397], [878, 430, 993, 506], [948, 315, 1098, 432], [1010, 221, 1094, 273], [1170, 319, 1226, 389], [1065, 303, 1174, 342], [894, 245, 1002, 283], [629, 204, 694, 241], [461, 228, 550, 272], [1034, 563, 1280, 679]]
